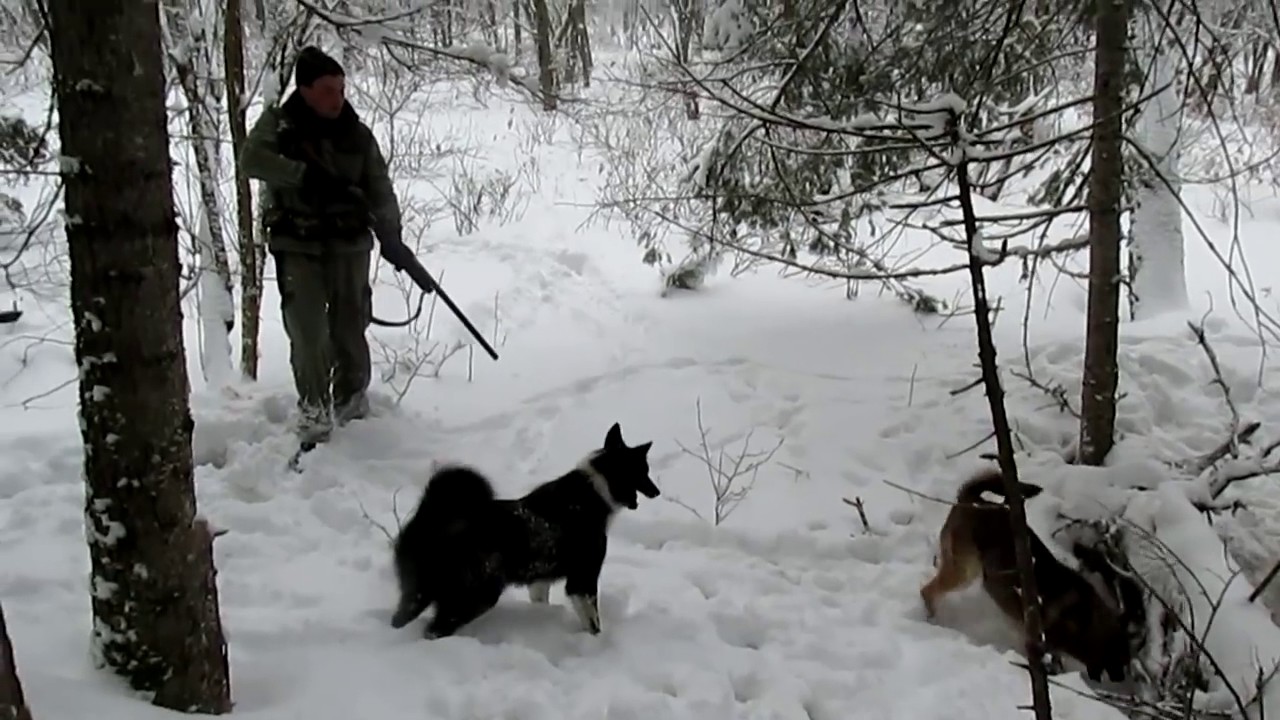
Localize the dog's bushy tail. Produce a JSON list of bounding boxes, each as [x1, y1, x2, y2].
[[414, 464, 496, 529], [955, 467, 1043, 506], [389, 464, 497, 630]]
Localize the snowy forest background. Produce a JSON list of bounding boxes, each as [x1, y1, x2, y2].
[[1, 0, 1280, 718]]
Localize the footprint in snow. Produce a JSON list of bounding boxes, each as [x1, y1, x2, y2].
[[553, 250, 588, 275], [807, 571, 847, 594], [773, 401, 805, 430], [845, 535, 887, 565], [533, 402, 560, 420], [710, 608, 769, 650], [875, 417, 915, 440], [662, 356, 701, 370], [888, 507, 916, 526], [688, 574, 719, 600], [729, 668, 764, 703]]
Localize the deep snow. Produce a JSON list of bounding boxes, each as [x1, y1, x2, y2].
[[2, 55, 1280, 720]]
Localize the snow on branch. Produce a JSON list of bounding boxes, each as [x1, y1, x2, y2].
[[1161, 316, 1280, 508], [593, 79, 1108, 315], [1120, 490, 1280, 717], [1033, 468, 1280, 720], [294, 0, 544, 102]]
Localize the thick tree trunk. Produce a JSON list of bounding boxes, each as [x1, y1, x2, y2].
[[532, 0, 557, 110], [1079, 0, 1129, 467], [0, 601, 33, 720], [224, 0, 263, 380], [46, 0, 233, 712]]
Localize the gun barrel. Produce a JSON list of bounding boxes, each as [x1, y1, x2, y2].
[[404, 256, 500, 362]]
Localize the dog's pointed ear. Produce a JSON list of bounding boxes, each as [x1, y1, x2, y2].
[[604, 422, 624, 450], [635, 441, 652, 456]]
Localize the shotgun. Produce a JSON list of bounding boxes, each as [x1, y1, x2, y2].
[[396, 252, 500, 362], [296, 142, 499, 362]]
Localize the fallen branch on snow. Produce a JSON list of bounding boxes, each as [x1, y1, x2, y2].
[[1160, 318, 1280, 508], [841, 495, 872, 534]]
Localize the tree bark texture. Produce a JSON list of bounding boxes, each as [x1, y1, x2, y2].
[[1079, 0, 1130, 467], [532, 0, 558, 110], [0, 601, 33, 720], [956, 158, 1054, 720], [46, 0, 233, 712]]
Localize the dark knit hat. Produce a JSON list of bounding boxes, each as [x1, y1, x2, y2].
[[295, 45, 344, 87]]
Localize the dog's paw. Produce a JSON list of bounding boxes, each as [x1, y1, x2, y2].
[[919, 593, 937, 621], [423, 626, 452, 641], [570, 594, 602, 634]]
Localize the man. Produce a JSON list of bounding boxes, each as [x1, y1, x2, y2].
[[239, 46, 424, 449]]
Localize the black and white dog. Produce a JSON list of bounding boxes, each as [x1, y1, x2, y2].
[[389, 422, 661, 639]]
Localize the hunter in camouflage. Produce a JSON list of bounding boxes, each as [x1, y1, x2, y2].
[[239, 46, 420, 448]]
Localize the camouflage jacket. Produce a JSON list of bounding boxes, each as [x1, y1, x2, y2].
[[239, 90, 402, 255]]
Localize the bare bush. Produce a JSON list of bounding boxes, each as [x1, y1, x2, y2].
[[0, 95, 60, 311], [1173, 316, 1280, 506], [577, 60, 737, 289], [370, 208, 511, 400], [441, 158, 528, 236], [665, 398, 785, 526], [372, 264, 470, 405], [358, 487, 407, 547]]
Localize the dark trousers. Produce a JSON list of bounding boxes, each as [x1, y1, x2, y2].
[[273, 249, 372, 441]]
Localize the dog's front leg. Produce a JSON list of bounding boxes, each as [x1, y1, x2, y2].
[[568, 594, 601, 635], [528, 581, 552, 604], [565, 542, 606, 635]]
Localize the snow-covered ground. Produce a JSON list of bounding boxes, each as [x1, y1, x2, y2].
[[3, 54, 1280, 719]]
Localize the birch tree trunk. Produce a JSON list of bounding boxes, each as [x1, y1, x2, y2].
[[1128, 16, 1188, 321], [225, 0, 263, 380], [165, 0, 237, 387]]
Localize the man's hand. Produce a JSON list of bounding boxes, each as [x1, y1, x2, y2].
[[379, 239, 432, 292], [300, 163, 351, 205]]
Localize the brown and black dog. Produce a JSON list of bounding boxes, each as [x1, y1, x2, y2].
[[920, 468, 1142, 682]]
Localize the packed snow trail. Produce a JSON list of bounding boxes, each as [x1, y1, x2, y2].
[[1, 273, 1135, 720], [6, 235, 1280, 720]]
